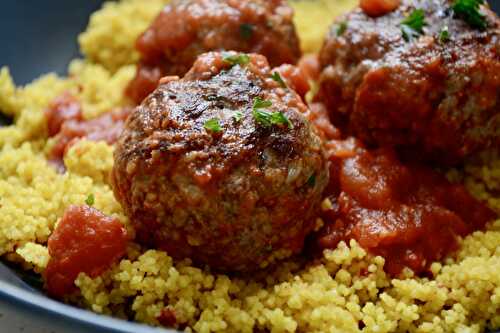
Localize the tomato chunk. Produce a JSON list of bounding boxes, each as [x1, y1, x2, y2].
[[45, 205, 128, 298], [360, 0, 400, 17]]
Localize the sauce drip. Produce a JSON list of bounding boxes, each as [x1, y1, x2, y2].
[[45, 94, 131, 171]]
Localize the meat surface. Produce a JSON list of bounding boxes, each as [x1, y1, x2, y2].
[[45, 205, 128, 298], [113, 52, 329, 272], [126, 0, 302, 104], [317, 0, 500, 165]]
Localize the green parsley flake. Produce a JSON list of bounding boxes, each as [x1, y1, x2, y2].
[[233, 112, 243, 122], [223, 53, 250, 67], [239, 23, 254, 40], [401, 9, 426, 42], [204, 118, 222, 133], [85, 194, 95, 206], [307, 174, 316, 187], [336, 21, 348, 36], [439, 26, 450, 43], [271, 72, 287, 88], [452, 0, 487, 30], [252, 97, 293, 129], [253, 97, 273, 110]]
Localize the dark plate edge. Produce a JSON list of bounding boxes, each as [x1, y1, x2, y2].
[[0, 279, 177, 333]]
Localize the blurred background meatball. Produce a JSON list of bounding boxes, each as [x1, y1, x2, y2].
[[127, 0, 302, 104], [113, 52, 328, 272], [316, 0, 500, 165]]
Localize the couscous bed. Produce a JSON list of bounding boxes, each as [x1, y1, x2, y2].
[[0, 0, 499, 332]]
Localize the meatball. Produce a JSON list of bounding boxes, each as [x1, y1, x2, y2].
[[127, 0, 302, 104], [317, 0, 500, 165], [113, 52, 328, 271]]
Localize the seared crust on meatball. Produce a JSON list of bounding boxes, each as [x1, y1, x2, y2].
[[317, 0, 500, 165], [127, 0, 302, 103], [113, 52, 328, 271]]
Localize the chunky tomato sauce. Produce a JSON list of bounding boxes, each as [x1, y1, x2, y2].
[[306, 104, 495, 276], [45, 94, 131, 171], [275, 64, 310, 100], [45, 205, 128, 298], [45, 93, 83, 137], [297, 54, 321, 83], [314, 140, 495, 275]]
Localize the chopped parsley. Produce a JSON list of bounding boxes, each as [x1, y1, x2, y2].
[[233, 112, 243, 122], [85, 194, 95, 206], [307, 174, 316, 187], [253, 97, 273, 110], [223, 53, 250, 67], [336, 21, 348, 36], [439, 26, 450, 43], [204, 118, 222, 133], [452, 0, 487, 30], [239, 23, 254, 40], [401, 9, 426, 42], [271, 71, 287, 88], [252, 97, 293, 129]]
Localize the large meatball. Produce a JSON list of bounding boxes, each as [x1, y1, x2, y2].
[[127, 0, 302, 104], [316, 0, 500, 165], [113, 52, 328, 271]]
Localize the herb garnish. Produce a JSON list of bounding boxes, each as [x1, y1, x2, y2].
[[223, 53, 250, 67], [85, 194, 95, 206], [307, 174, 316, 187], [439, 26, 450, 43], [233, 112, 243, 122], [336, 21, 348, 36], [452, 0, 487, 30], [240, 23, 254, 40], [204, 118, 222, 133], [252, 97, 293, 129], [401, 9, 426, 42], [271, 71, 287, 88]]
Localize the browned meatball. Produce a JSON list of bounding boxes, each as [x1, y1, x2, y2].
[[126, 0, 302, 104], [113, 52, 328, 271], [317, 0, 500, 165]]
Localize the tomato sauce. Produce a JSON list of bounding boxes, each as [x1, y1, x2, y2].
[[45, 95, 131, 171], [275, 64, 310, 100], [297, 54, 321, 83], [45, 205, 128, 298], [305, 101, 496, 276], [45, 93, 83, 137], [313, 140, 496, 275]]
